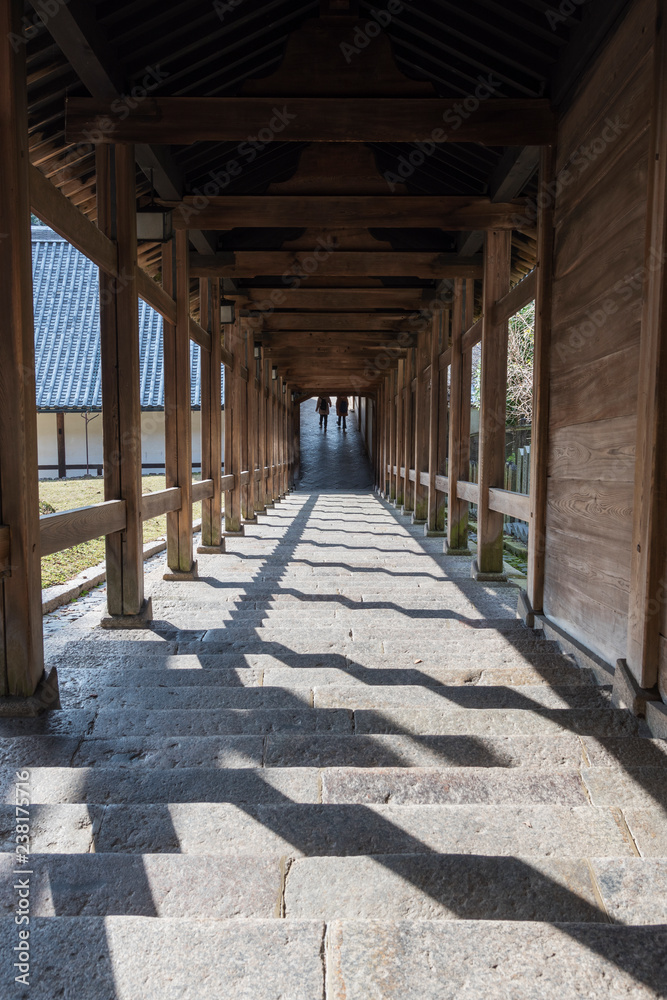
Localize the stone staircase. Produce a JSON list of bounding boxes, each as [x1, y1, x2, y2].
[[1, 491, 666, 998]]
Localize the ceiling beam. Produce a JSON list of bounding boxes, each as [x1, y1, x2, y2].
[[30, 0, 216, 256], [65, 97, 557, 146], [190, 251, 483, 280], [239, 288, 430, 311], [168, 196, 522, 231], [458, 145, 540, 256], [257, 313, 420, 332]]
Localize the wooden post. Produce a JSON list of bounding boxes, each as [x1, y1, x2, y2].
[[244, 350, 258, 523], [56, 413, 67, 478], [395, 360, 405, 506], [626, 9, 667, 690], [199, 278, 224, 552], [414, 330, 430, 523], [0, 0, 44, 695], [384, 378, 391, 496], [403, 354, 414, 513], [446, 280, 473, 553], [263, 362, 273, 507], [256, 351, 267, 512], [225, 318, 244, 534], [98, 144, 147, 621], [476, 231, 511, 576], [427, 313, 442, 532], [163, 230, 195, 577], [526, 147, 555, 615], [293, 397, 301, 486]]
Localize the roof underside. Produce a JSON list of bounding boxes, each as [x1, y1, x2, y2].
[[25, 0, 631, 393]]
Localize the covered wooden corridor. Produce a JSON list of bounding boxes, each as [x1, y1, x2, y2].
[[0, 0, 666, 993]]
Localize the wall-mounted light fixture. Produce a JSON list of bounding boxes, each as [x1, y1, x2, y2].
[[253, 342, 262, 360], [282, 383, 287, 394], [272, 366, 278, 381], [136, 169, 174, 242], [220, 298, 235, 325]]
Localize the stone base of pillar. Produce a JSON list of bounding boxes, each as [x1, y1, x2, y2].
[[243, 516, 257, 524], [424, 527, 446, 537], [444, 541, 471, 556], [517, 589, 535, 628], [646, 701, 667, 738], [411, 515, 427, 525], [612, 658, 662, 718], [470, 558, 506, 582], [197, 543, 226, 554], [100, 597, 153, 629], [223, 527, 245, 538], [163, 562, 199, 582], [0, 667, 61, 717]]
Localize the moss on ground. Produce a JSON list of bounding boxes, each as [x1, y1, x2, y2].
[[39, 475, 204, 588]]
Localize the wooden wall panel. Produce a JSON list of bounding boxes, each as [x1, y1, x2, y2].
[[544, 0, 653, 665]]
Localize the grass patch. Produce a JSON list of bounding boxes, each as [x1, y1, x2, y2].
[[39, 475, 203, 589]]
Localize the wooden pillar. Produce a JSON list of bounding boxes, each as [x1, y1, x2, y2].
[[56, 412, 67, 478], [403, 356, 414, 513], [225, 318, 244, 534], [527, 147, 556, 615], [0, 0, 44, 695], [256, 351, 267, 512], [263, 363, 273, 506], [447, 280, 473, 553], [414, 331, 430, 523], [244, 350, 258, 523], [427, 313, 442, 532], [395, 360, 405, 506], [98, 144, 146, 618], [270, 372, 279, 502], [383, 378, 391, 495], [163, 230, 195, 577], [199, 278, 224, 552], [626, 10, 667, 690], [293, 398, 301, 486], [476, 231, 512, 576]]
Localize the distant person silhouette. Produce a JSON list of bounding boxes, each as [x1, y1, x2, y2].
[[336, 396, 349, 431], [316, 395, 332, 430]]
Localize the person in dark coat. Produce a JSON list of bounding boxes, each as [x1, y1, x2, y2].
[[336, 396, 349, 430], [316, 395, 332, 430]]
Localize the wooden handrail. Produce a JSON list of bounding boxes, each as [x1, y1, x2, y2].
[[488, 487, 530, 522], [456, 480, 480, 504], [192, 479, 214, 502], [40, 500, 126, 557]]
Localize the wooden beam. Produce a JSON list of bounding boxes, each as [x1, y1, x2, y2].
[[30, 163, 117, 275], [136, 267, 177, 325], [493, 268, 537, 326], [225, 319, 244, 533], [459, 145, 541, 257], [489, 488, 530, 523], [477, 231, 512, 574], [56, 412, 67, 479], [527, 148, 556, 616], [40, 500, 126, 557], [169, 196, 524, 231], [462, 318, 483, 353], [189, 317, 212, 353], [0, 0, 44, 695], [457, 481, 480, 504], [626, 8, 667, 690], [241, 287, 429, 311], [261, 314, 415, 332], [447, 280, 474, 553], [426, 313, 442, 531], [142, 487, 182, 520], [190, 251, 484, 280], [98, 144, 145, 618], [66, 97, 557, 145]]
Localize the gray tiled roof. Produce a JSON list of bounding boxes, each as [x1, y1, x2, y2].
[[32, 227, 219, 411]]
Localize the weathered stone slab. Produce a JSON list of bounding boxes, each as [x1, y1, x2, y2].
[[263, 664, 595, 688], [79, 686, 312, 712], [0, 736, 82, 768], [0, 916, 326, 999], [582, 767, 667, 809], [286, 855, 603, 921], [582, 737, 667, 768], [93, 804, 633, 857], [0, 853, 283, 918], [314, 685, 608, 711], [0, 804, 100, 853], [623, 808, 667, 857], [71, 735, 264, 769], [354, 707, 637, 737], [0, 711, 94, 738], [592, 858, 667, 924], [0, 766, 319, 804], [326, 921, 667, 999], [320, 767, 589, 806], [265, 734, 586, 769], [91, 708, 353, 738]]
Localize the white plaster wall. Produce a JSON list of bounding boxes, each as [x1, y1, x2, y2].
[[37, 411, 225, 479]]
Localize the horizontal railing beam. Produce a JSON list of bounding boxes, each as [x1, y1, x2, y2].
[[40, 500, 127, 557], [488, 487, 530, 522]]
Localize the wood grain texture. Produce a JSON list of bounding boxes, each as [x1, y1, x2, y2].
[[136, 268, 177, 325], [489, 489, 530, 523], [141, 488, 181, 520], [191, 251, 484, 280], [546, 480, 634, 545], [549, 345, 639, 431], [40, 501, 126, 557], [548, 416, 636, 481]]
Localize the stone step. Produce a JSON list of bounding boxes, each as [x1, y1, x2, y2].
[[60, 683, 608, 713], [5, 855, 664, 924], [352, 707, 637, 737], [0, 803, 636, 857], [0, 766, 589, 806], [325, 920, 667, 999], [90, 708, 354, 738]]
